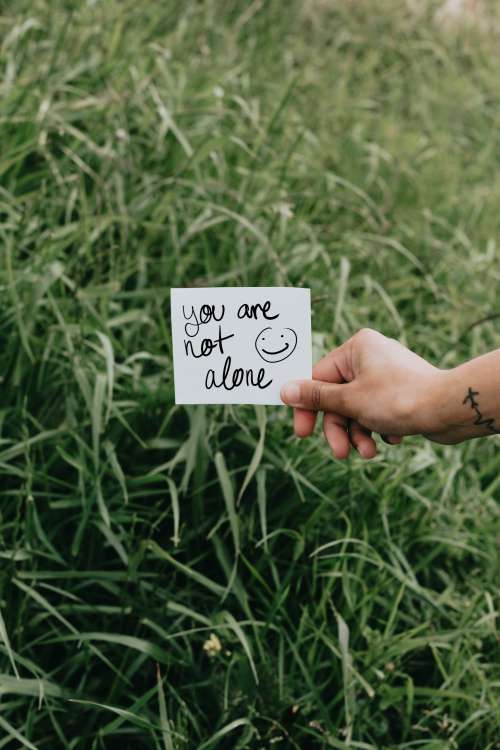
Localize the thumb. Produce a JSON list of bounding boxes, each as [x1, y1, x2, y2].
[[280, 379, 356, 416]]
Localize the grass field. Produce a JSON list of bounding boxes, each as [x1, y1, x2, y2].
[[1, 0, 499, 747]]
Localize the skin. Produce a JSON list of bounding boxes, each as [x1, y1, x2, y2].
[[280, 328, 500, 460]]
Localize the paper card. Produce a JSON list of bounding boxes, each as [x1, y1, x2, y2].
[[170, 287, 312, 405]]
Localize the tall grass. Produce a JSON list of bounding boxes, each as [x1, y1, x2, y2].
[[0, 1, 499, 747]]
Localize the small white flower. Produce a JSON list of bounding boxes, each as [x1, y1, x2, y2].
[[275, 202, 294, 219], [202, 633, 222, 657]]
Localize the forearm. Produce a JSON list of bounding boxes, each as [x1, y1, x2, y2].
[[282, 329, 500, 456], [430, 350, 500, 443]]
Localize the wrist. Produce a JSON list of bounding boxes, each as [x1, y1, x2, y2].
[[418, 367, 458, 435], [420, 365, 491, 443]]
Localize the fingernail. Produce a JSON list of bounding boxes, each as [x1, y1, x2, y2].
[[281, 382, 300, 405]]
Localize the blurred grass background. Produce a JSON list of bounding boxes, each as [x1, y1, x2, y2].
[[1, 0, 499, 747]]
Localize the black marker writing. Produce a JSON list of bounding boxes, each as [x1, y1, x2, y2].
[[184, 325, 235, 358], [205, 356, 272, 391], [182, 304, 225, 337], [463, 387, 500, 434], [237, 300, 279, 320], [255, 326, 297, 363]]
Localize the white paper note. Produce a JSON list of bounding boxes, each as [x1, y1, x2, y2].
[[170, 287, 312, 405]]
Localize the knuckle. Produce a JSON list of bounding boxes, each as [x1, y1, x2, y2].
[[325, 411, 346, 427], [394, 394, 415, 422], [310, 382, 323, 411], [355, 327, 376, 341]]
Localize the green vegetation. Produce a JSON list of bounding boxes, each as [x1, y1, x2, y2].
[[1, 1, 499, 747]]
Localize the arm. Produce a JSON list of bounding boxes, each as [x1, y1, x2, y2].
[[279, 328, 500, 460], [430, 350, 500, 443]]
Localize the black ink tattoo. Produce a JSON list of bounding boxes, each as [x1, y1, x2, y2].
[[463, 387, 500, 434]]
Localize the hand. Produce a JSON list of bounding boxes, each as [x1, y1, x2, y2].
[[280, 328, 450, 459]]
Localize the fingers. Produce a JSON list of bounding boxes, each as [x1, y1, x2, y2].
[[349, 420, 377, 459], [281, 379, 356, 416], [293, 408, 317, 437], [312, 341, 352, 383], [323, 413, 350, 459], [291, 344, 352, 441], [323, 416, 378, 460], [380, 434, 403, 445]]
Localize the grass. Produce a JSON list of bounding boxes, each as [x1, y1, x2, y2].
[[0, 0, 499, 747]]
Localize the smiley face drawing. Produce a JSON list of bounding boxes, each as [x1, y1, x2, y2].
[[255, 326, 298, 363]]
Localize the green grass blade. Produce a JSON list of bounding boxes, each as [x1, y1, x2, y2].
[[157, 665, 175, 750], [237, 406, 266, 503], [215, 451, 239, 556], [0, 609, 19, 678], [198, 718, 254, 750], [222, 611, 258, 685], [146, 541, 225, 598], [0, 715, 38, 750]]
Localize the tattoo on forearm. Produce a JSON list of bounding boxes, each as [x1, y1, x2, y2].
[[463, 387, 500, 434]]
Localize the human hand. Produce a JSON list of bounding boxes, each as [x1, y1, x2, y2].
[[280, 328, 451, 459]]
